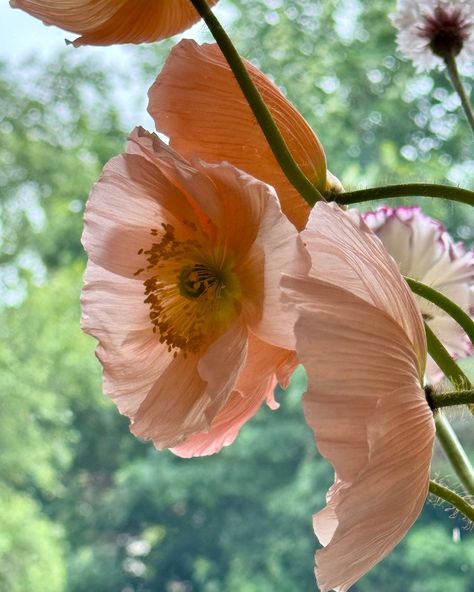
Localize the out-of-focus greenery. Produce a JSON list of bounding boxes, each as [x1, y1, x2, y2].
[[0, 0, 473, 591]]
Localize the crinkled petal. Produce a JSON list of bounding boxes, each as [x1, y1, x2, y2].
[[305, 203, 427, 373], [281, 276, 435, 592], [169, 155, 305, 350], [131, 323, 248, 449], [82, 124, 301, 454], [10, 0, 218, 46], [172, 336, 297, 457], [148, 39, 328, 230], [315, 388, 434, 592], [81, 262, 173, 416]]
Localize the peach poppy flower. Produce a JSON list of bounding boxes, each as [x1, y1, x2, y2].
[[282, 203, 435, 592], [81, 126, 303, 455], [148, 39, 342, 231], [9, 0, 218, 47]]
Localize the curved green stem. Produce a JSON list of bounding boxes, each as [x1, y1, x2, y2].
[[444, 53, 474, 137], [430, 389, 474, 409], [429, 480, 474, 523], [424, 323, 472, 392], [435, 414, 474, 495], [406, 278, 474, 349], [425, 323, 474, 494], [335, 183, 474, 207], [189, 0, 322, 206]]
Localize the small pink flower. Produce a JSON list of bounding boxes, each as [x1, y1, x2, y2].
[[282, 203, 435, 592], [81, 126, 304, 456], [391, 0, 474, 72], [363, 206, 474, 383]]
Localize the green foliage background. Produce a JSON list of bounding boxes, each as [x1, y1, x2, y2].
[[1, 1, 473, 590]]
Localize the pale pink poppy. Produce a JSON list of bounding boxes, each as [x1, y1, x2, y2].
[[148, 39, 342, 231], [282, 203, 435, 592], [10, 0, 218, 46], [364, 206, 474, 383], [81, 126, 304, 455]]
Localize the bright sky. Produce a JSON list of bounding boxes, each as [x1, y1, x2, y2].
[[0, 2, 232, 127], [0, 2, 232, 58]]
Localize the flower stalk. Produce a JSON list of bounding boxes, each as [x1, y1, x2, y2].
[[188, 0, 323, 206], [429, 388, 474, 408], [424, 322, 472, 393], [434, 414, 474, 496], [444, 52, 474, 136], [335, 183, 474, 207], [425, 322, 474, 494], [406, 277, 474, 349], [429, 480, 474, 523]]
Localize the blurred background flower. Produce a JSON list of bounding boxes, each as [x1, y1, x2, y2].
[[363, 206, 474, 383], [391, 0, 474, 72]]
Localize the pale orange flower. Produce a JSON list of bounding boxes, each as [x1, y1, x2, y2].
[[148, 40, 341, 231], [81, 126, 303, 455], [282, 203, 435, 592], [10, 0, 218, 46]]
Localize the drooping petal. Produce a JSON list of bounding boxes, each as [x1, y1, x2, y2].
[[246, 189, 310, 350], [281, 276, 435, 592], [172, 336, 297, 457], [282, 202, 435, 590], [148, 39, 328, 230], [304, 203, 427, 374], [10, 0, 218, 46]]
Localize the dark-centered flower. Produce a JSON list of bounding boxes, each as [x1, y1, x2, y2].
[[81, 127, 304, 455], [391, 0, 474, 71]]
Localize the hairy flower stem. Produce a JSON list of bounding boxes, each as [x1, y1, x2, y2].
[[429, 389, 474, 408], [424, 323, 472, 397], [188, 0, 322, 206], [444, 52, 474, 137], [335, 183, 474, 207], [425, 323, 474, 494], [406, 277, 474, 349], [435, 414, 474, 496], [429, 480, 474, 523]]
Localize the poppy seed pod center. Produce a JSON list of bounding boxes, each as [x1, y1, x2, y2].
[[137, 223, 241, 356], [178, 263, 227, 300]]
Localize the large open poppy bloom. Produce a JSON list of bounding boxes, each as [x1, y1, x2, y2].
[[282, 203, 435, 592], [81, 126, 303, 456], [363, 206, 474, 382], [148, 40, 342, 231], [10, 0, 218, 46]]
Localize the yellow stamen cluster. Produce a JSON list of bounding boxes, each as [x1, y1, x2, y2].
[[136, 223, 241, 356]]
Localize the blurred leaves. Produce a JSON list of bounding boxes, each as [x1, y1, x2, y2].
[[1, 1, 474, 590]]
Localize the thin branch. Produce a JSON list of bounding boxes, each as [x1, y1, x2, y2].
[[444, 52, 474, 137], [335, 183, 474, 207]]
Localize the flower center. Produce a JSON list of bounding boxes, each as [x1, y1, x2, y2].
[[418, 6, 470, 58], [136, 224, 241, 356]]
